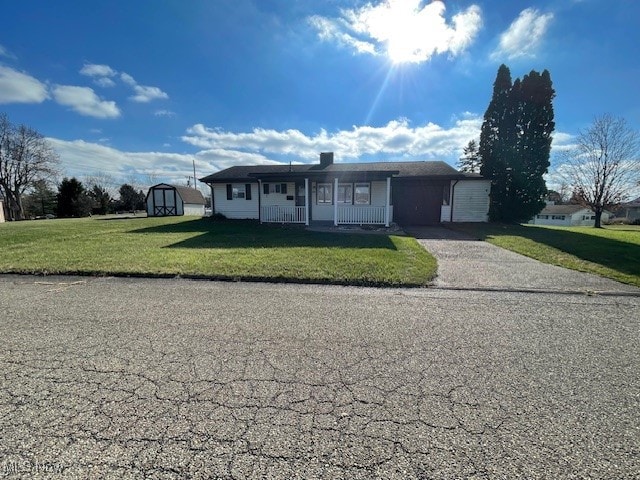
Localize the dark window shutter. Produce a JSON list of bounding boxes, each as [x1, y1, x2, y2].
[[263, 183, 269, 195], [226, 184, 232, 200], [245, 184, 252, 200], [281, 183, 287, 194]]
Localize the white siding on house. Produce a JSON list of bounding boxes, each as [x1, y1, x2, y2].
[[183, 204, 205, 216], [451, 180, 490, 222], [0, 200, 5, 223], [261, 182, 296, 207], [530, 210, 611, 226], [370, 181, 388, 206], [213, 183, 259, 219]]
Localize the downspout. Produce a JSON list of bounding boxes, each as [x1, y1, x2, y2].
[[449, 180, 459, 223], [209, 184, 214, 216], [258, 180, 262, 224]]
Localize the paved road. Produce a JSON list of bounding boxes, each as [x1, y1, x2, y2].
[[1, 275, 638, 479], [406, 226, 640, 294]]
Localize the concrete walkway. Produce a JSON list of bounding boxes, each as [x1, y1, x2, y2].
[[405, 226, 640, 295]]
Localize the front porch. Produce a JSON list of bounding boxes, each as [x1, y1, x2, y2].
[[259, 177, 393, 227], [260, 204, 394, 226]]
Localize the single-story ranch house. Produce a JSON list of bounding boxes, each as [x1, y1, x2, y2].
[[146, 183, 206, 217], [200, 153, 490, 226], [616, 197, 640, 223], [529, 204, 611, 227]]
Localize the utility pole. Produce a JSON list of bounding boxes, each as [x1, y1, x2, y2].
[[193, 160, 197, 189]]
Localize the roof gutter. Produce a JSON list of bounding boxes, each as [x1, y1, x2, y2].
[[450, 179, 459, 223]]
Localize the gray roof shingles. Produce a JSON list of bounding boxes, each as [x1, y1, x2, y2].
[[200, 160, 479, 183]]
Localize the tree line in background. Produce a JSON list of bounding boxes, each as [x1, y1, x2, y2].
[[1, 113, 148, 220], [22, 178, 146, 219], [458, 64, 639, 227]]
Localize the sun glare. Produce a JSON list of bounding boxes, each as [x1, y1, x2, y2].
[[365, 0, 446, 65]]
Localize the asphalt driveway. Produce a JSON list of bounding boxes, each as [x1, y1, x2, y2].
[[1, 275, 638, 479], [405, 226, 640, 294]]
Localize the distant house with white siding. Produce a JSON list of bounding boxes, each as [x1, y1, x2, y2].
[[529, 204, 611, 226], [616, 197, 640, 223], [0, 198, 6, 223], [199, 153, 490, 226], [145, 184, 206, 217]]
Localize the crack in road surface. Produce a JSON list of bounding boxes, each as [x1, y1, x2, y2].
[[1, 276, 638, 479]]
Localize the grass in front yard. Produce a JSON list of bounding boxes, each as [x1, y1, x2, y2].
[[451, 223, 640, 287], [0, 216, 437, 287]]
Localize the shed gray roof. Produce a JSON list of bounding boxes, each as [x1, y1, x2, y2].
[[200, 160, 479, 183], [148, 184, 206, 205]]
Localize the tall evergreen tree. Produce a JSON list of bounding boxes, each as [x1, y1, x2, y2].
[[89, 185, 113, 215], [22, 179, 57, 218], [457, 139, 481, 173], [479, 65, 555, 222], [513, 70, 555, 221], [57, 177, 92, 218], [479, 64, 515, 221]]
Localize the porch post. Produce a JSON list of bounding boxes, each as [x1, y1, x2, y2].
[[385, 176, 391, 227], [333, 177, 338, 226], [304, 178, 309, 226]]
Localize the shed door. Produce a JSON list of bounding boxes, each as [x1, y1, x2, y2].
[[392, 181, 443, 225], [153, 188, 177, 216]]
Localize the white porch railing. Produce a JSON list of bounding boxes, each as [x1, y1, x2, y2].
[[337, 205, 386, 224], [261, 205, 306, 223]]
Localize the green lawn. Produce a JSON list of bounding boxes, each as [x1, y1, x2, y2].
[[451, 223, 640, 287], [0, 216, 437, 287]]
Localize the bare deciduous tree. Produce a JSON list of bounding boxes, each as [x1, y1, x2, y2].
[[561, 114, 640, 227], [0, 114, 59, 220]]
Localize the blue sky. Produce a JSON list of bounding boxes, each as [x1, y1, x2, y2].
[[1, 0, 638, 191]]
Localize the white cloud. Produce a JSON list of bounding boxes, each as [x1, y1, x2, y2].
[[0, 66, 49, 104], [182, 116, 483, 162], [155, 109, 175, 117], [47, 137, 263, 188], [0, 44, 17, 59], [120, 72, 136, 86], [309, 0, 482, 63], [79, 63, 117, 78], [492, 8, 554, 60], [130, 84, 169, 103], [52, 85, 120, 118], [195, 149, 283, 172], [94, 77, 116, 88], [115, 72, 168, 102], [551, 131, 576, 152]]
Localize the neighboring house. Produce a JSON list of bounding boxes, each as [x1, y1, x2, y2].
[[616, 197, 640, 223], [0, 198, 5, 223], [146, 184, 206, 217], [529, 204, 611, 226], [199, 153, 490, 226]]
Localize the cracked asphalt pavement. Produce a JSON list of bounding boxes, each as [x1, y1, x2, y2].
[[1, 275, 638, 479]]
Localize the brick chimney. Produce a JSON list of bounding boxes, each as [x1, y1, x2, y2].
[[320, 152, 334, 167]]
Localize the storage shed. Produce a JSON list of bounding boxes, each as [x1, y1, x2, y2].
[[146, 184, 206, 217]]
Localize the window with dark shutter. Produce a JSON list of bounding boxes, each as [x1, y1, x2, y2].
[[226, 184, 233, 200], [263, 183, 269, 195], [245, 184, 252, 200], [281, 183, 287, 194]]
